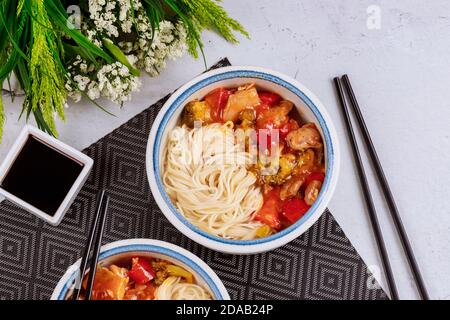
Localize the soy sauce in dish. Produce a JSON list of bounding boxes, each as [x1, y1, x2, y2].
[[0, 135, 84, 216]]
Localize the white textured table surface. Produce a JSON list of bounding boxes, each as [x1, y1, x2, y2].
[[1, 0, 449, 300]]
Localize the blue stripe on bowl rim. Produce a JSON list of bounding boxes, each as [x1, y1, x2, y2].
[[153, 70, 334, 246], [57, 244, 224, 300]]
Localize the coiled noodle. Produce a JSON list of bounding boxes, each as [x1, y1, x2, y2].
[[162, 123, 264, 240], [155, 276, 212, 300]]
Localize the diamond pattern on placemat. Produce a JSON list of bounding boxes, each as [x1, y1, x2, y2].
[[0, 59, 388, 300]]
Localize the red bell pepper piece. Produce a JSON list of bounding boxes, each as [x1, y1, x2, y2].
[[282, 198, 310, 224], [255, 189, 283, 230], [259, 92, 282, 107], [305, 172, 325, 186], [204, 88, 231, 122], [128, 257, 155, 284], [279, 119, 299, 140], [256, 119, 297, 152]]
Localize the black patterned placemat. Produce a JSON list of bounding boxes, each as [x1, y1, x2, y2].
[[0, 59, 387, 300]]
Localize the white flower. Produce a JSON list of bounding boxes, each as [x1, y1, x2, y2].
[[105, 2, 116, 11], [134, 18, 187, 76], [87, 82, 101, 100], [69, 1, 187, 105], [73, 75, 91, 91], [126, 54, 138, 66], [121, 20, 132, 33], [80, 63, 88, 73], [68, 90, 82, 103], [97, 62, 141, 104], [89, 0, 119, 37], [118, 0, 131, 21]]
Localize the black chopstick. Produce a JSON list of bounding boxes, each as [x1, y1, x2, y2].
[[334, 78, 399, 300], [341, 75, 429, 300], [72, 190, 110, 300]]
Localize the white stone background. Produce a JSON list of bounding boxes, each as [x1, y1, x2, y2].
[[1, 0, 449, 300]]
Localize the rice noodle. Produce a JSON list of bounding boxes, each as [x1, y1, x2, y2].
[[154, 276, 212, 300], [162, 123, 264, 240]]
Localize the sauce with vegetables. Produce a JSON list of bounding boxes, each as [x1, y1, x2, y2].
[[181, 84, 326, 238]]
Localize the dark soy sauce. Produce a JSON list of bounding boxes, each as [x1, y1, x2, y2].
[[0, 135, 84, 216]]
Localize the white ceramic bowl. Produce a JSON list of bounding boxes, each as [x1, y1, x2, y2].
[[146, 66, 340, 254], [51, 239, 229, 300]]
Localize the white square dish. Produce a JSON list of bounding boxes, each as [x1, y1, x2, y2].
[[0, 125, 93, 226]]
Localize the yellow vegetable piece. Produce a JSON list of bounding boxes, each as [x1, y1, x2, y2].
[[166, 265, 194, 283], [256, 225, 272, 238]]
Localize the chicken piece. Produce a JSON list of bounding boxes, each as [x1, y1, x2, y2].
[[123, 283, 156, 300], [182, 100, 212, 127], [293, 149, 325, 179], [256, 100, 293, 129], [223, 86, 260, 122], [315, 147, 324, 165], [290, 149, 316, 181], [280, 175, 305, 200], [90, 265, 129, 300], [304, 180, 322, 205], [286, 123, 322, 151], [295, 149, 315, 170]]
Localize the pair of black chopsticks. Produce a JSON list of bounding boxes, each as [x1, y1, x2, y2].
[[334, 76, 429, 300], [72, 190, 110, 300]]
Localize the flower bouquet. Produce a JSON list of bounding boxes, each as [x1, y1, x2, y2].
[[0, 0, 248, 140]]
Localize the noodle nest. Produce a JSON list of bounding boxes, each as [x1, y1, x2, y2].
[[163, 123, 264, 240]]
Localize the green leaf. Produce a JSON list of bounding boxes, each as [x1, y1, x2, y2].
[[32, 105, 54, 135], [0, 89, 4, 142], [43, 0, 114, 64], [0, 2, 31, 64], [0, 50, 19, 81], [181, 0, 249, 43], [128, 0, 141, 39], [63, 43, 101, 68], [79, 90, 117, 117], [162, 0, 207, 66], [17, 0, 25, 16], [0, 6, 28, 81], [142, 0, 164, 42], [14, 58, 30, 93]]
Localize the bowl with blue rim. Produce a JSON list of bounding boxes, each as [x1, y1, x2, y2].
[[51, 239, 229, 300], [146, 66, 340, 254]]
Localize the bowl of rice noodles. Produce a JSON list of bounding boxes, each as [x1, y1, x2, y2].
[[51, 239, 229, 300], [146, 66, 340, 254]]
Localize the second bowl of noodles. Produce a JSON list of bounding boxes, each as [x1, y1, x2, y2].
[[51, 239, 229, 300]]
